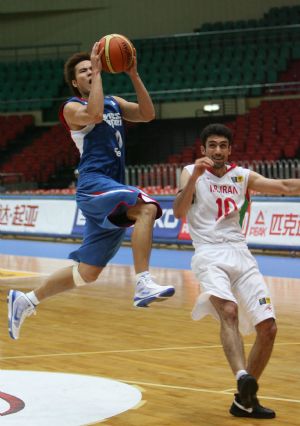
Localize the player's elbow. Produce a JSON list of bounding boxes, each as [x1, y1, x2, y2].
[[142, 110, 155, 122], [148, 110, 156, 121], [85, 106, 103, 123], [280, 181, 293, 195], [92, 112, 103, 123], [173, 204, 185, 219], [174, 210, 185, 220]]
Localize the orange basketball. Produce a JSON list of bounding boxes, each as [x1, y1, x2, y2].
[[99, 34, 134, 73]]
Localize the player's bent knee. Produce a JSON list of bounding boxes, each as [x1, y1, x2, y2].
[[139, 203, 157, 220], [269, 321, 277, 340], [72, 264, 96, 287], [127, 201, 157, 222], [220, 301, 238, 321]]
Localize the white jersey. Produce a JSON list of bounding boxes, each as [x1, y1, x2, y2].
[[185, 164, 250, 247]]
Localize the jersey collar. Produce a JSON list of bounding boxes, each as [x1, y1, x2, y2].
[[207, 163, 237, 177]]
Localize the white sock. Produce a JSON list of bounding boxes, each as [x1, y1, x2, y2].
[[236, 369, 248, 381], [136, 271, 149, 283], [26, 291, 40, 306]]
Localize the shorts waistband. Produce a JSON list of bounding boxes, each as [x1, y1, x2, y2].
[[194, 241, 248, 253]]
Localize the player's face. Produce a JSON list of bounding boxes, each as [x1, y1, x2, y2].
[[201, 135, 231, 169], [72, 60, 92, 97]]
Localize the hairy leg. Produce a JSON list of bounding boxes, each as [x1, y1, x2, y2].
[[210, 296, 246, 374]]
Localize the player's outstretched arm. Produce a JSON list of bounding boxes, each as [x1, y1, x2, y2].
[[248, 171, 300, 195]]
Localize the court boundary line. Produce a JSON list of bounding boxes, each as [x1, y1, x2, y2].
[[119, 379, 300, 404], [1, 341, 299, 360]]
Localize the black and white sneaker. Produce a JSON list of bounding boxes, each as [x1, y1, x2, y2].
[[237, 373, 259, 408], [230, 393, 276, 419]]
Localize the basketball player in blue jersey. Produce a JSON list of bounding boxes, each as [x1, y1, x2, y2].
[[7, 41, 175, 340], [174, 123, 300, 419]]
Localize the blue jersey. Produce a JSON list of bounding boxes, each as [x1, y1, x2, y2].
[[60, 96, 126, 188]]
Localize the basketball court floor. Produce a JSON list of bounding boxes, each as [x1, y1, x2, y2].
[[0, 239, 299, 425]]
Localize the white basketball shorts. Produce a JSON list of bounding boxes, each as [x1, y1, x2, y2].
[[191, 242, 276, 335]]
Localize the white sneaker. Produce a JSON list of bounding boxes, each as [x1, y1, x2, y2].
[[8, 290, 36, 340], [133, 273, 175, 307]]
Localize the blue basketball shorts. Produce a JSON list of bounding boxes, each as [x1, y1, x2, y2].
[[69, 184, 161, 267]]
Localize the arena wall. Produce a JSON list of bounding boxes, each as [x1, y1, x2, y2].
[[0, 0, 299, 50]]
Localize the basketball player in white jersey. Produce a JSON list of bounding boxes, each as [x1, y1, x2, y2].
[[174, 123, 300, 419]]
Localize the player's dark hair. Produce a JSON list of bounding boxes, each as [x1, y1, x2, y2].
[[200, 123, 233, 146], [64, 52, 91, 97]]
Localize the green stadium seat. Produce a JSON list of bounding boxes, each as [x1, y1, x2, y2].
[[267, 70, 278, 84], [292, 44, 300, 60]]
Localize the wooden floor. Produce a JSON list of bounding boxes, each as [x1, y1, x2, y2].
[[0, 254, 299, 425]]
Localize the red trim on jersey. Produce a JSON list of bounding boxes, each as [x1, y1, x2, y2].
[[58, 97, 87, 132], [58, 103, 70, 131], [207, 163, 237, 177], [245, 189, 250, 202]]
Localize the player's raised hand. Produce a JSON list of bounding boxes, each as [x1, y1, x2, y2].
[[193, 156, 214, 177], [91, 42, 103, 73]]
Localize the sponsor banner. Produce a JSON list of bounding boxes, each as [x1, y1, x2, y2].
[[1, 196, 299, 250], [178, 217, 192, 241], [0, 198, 76, 235], [244, 201, 300, 248], [72, 207, 86, 237]]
